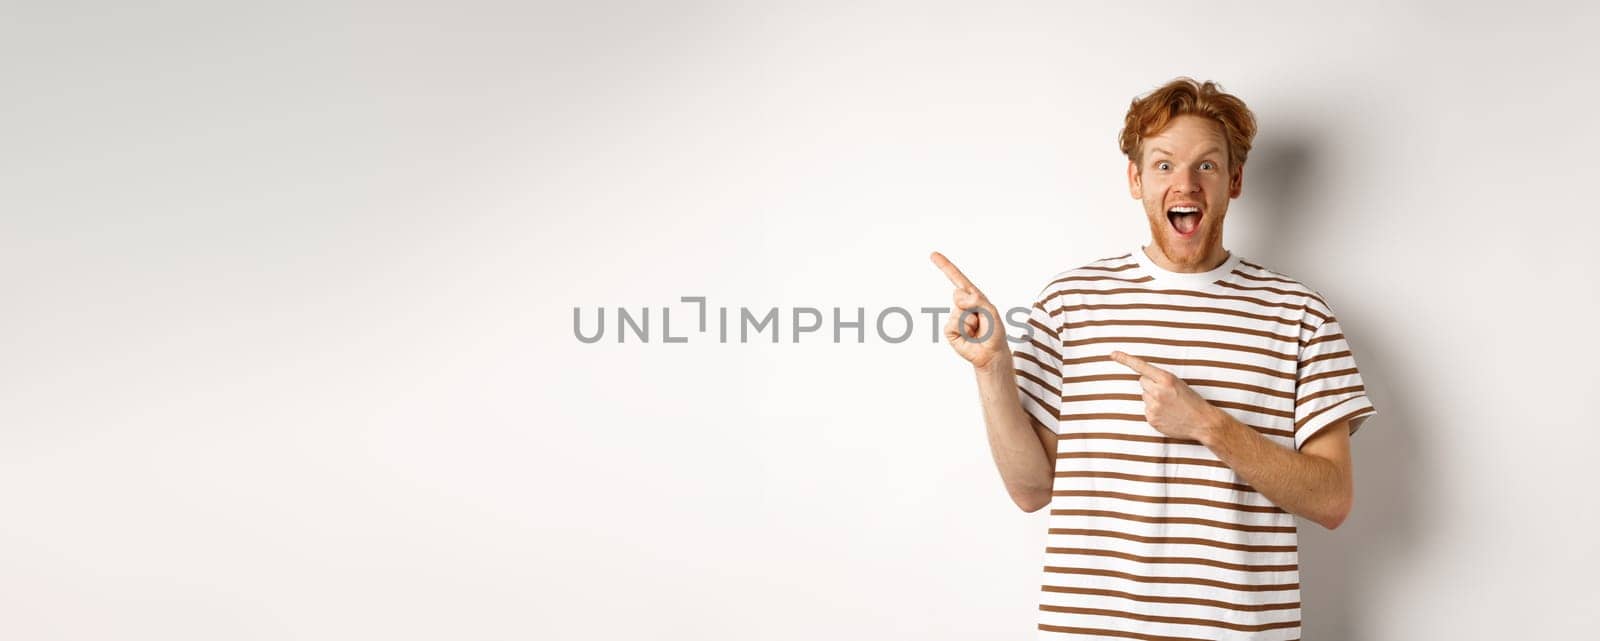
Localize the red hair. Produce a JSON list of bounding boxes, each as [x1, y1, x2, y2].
[[1119, 77, 1257, 171]]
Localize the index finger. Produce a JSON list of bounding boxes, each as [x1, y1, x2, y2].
[[929, 251, 976, 291], [1108, 350, 1165, 378]]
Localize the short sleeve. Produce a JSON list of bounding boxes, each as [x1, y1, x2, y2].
[[1011, 287, 1065, 435], [1293, 309, 1378, 450]]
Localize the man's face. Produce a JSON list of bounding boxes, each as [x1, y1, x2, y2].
[[1126, 114, 1243, 269]]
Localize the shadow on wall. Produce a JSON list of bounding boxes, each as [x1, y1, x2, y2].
[[1248, 133, 1430, 639]]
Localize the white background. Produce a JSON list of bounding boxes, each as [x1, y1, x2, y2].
[[4, 2, 1597, 639]]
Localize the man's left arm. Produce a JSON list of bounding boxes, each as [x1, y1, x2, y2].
[[1199, 410, 1353, 530], [1107, 350, 1355, 530]]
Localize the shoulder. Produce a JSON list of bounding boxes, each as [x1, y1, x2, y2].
[[1027, 251, 1143, 307], [1038, 251, 1142, 290], [1228, 257, 1336, 323]]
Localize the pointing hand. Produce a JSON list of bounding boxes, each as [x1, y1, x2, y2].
[[930, 251, 1009, 371], [1108, 350, 1223, 441]]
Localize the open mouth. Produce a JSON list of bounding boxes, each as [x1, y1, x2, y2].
[[1167, 205, 1203, 238]]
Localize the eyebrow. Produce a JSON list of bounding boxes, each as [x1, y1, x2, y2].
[[1149, 146, 1224, 158]]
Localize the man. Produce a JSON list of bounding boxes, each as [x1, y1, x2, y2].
[[930, 77, 1376, 640]]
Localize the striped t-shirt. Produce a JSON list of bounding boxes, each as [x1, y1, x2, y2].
[[1011, 246, 1377, 641]]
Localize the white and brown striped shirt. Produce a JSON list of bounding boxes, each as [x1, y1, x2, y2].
[[1012, 246, 1377, 641]]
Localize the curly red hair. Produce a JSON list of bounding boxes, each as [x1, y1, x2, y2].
[[1119, 77, 1257, 172]]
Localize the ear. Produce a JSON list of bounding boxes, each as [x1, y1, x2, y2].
[[1127, 160, 1143, 199], [1229, 163, 1245, 198]]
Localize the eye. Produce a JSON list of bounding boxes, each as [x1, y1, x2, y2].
[[1156, 161, 1171, 171], [1200, 161, 1216, 171]]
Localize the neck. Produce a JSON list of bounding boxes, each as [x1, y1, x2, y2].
[[1141, 242, 1230, 273]]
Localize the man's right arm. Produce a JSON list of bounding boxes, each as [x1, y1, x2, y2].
[[929, 251, 1058, 513], [974, 355, 1057, 512]]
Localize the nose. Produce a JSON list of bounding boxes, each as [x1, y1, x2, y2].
[[1172, 169, 1203, 195]]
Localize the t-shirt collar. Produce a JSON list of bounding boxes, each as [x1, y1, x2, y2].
[[1132, 243, 1242, 289]]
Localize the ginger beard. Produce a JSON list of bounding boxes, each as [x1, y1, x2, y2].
[[1127, 114, 1241, 271], [1144, 196, 1226, 269]]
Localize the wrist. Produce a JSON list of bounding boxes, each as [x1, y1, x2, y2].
[[1197, 406, 1232, 446], [974, 351, 1014, 377]]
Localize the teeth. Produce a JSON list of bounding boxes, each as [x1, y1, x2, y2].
[[1169, 206, 1200, 213]]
